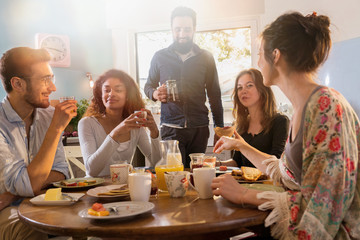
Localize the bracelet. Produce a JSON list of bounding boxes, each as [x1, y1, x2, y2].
[[240, 188, 249, 208]]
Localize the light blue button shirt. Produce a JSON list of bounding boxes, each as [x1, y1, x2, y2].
[[0, 97, 69, 197]]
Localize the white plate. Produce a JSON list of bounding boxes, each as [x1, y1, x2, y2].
[[216, 166, 239, 174], [78, 201, 154, 220], [87, 184, 129, 198], [53, 177, 105, 189], [30, 193, 85, 206]]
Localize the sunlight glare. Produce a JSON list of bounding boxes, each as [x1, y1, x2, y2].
[[325, 74, 330, 86]]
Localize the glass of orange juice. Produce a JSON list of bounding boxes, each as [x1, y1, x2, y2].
[[155, 164, 184, 191]]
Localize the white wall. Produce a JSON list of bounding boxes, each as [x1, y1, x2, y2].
[[107, 0, 264, 29], [261, 0, 360, 43], [259, 0, 360, 105]]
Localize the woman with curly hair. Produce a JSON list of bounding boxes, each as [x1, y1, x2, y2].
[[78, 69, 161, 177], [212, 12, 359, 239]]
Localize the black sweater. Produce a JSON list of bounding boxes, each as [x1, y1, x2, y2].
[[233, 113, 289, 167]]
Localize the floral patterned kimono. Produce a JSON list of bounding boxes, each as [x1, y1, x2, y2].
[[257, 87, 360, 239]]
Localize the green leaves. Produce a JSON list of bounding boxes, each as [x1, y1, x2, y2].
[[69, 98, 89, 131]]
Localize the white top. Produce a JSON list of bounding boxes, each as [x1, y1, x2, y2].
[[78, 116, 161, 177]]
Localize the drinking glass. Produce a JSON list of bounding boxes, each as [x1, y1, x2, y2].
[[166, 80, 180, 102], [59, 96, 75, 103], [189, 153, 204, 187], [189, 153, 204, 170], [203, 155, 216, 168]]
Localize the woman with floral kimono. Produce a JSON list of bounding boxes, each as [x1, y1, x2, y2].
[[211, 11, 359, 239]]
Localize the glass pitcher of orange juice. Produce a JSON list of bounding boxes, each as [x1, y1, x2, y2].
[[155, 165, 184, 191], [166, 140, 182, 166], [155, 140, 183, 191]]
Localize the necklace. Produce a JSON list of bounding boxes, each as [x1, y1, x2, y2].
[[22, 110, 34, 121]]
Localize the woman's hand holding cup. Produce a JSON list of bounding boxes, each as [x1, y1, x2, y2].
[[135, 109, 159, 139]]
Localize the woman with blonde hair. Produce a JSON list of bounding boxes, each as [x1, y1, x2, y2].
[[78, 69, 161, 177]]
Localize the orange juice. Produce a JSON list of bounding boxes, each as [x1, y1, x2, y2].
[[155, 165, 184, 191]]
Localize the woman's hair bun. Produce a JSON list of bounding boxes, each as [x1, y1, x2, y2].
[[261, 11, 331, 73]]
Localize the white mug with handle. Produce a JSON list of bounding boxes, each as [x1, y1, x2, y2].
[[110, 163, 133, 184], [186, 168, 216, 199]]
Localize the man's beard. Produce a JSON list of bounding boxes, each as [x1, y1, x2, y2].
[[24, 84, 49, 108], [173, 41, 194, 54]]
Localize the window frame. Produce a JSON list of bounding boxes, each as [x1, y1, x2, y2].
[[113, 16, 259, 85]]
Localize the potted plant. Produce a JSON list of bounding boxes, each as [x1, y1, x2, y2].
[[63, 98, 90, 137]]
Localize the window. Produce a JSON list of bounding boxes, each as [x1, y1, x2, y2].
[[136, 26, 252, 102]]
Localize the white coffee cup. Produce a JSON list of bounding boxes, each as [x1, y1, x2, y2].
[[187, 168, 216, 199], [128, 172, 152, 202], [110, 163, 133, 184], [134, 110, 147, 119]]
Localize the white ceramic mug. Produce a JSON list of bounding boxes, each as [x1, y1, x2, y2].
[[128, 172, 152, 202], [110, 163, 133, 184], [187, 168, 216, 199], [134, 110, 147, 119], [164, 171, 188, 198]]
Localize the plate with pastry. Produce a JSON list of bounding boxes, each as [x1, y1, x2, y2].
[[231, 167, 270, 183], [87, 184, 130, 198]]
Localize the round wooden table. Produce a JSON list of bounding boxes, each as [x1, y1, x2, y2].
[[18, 189, 270, 240]]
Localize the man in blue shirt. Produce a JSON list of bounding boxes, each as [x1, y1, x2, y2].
[[144, 6, 224, 167], [0, 47, 77, 239]]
